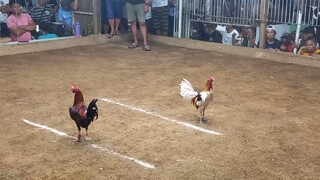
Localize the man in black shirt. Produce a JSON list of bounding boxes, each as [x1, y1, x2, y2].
[[203, 23, 222, 43]]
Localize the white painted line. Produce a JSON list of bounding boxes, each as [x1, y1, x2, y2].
[[101, 98, 223, 135], [22, 118, 155, 169]]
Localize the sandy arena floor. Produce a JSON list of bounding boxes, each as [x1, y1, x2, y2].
[[0, 41, 319, 179]]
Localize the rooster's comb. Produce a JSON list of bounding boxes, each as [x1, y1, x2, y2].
[[71, 84, 79, 93], [209, 77, 215, 81]]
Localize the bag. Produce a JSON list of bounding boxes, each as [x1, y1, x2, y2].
[[47, 22, 67, 37]]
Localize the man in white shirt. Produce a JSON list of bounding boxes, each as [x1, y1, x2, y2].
[[221, 24, 240, 45], [151, 0, 168, 36], [0, 0, 9, 38]]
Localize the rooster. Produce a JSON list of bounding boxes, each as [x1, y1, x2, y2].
[[180, 77, 215, 123], [69, 85, 98, 141]]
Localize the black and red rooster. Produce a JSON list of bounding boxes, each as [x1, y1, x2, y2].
[[69, 85, 98, 141]]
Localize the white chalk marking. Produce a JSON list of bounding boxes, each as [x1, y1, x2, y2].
[[101, 98, 223, 135], [22, 118, 155, 169]]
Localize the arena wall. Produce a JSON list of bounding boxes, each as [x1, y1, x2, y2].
[[1, 35, 319, 68]]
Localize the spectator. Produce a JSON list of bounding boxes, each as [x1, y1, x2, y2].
[[145, 4, 152, 34], [105, 0, 122, 38], [29, 0, 53, 27], [203, 23, 222, 43], [279, 32, 294, 52], [0, 0, 9, 37], [0, 0, 32, 14], [46, 0, 58, 22], [240, 27, 255, 47], [297, 37, 320, 58], [126, 0, 151, 51], [168, 0, 176, 37], [221, 24, 239, 45], [0, 0, 9, 20], [56, 0, 78, 36], [258, 25, 281, 51], [298, 26, 318, 50], [6, 0, 36, 42], [151, 0, 168, 36]]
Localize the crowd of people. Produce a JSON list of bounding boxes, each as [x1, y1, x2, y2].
[[1, 0, 320, 58], [0, 0, 78, 43], [101, 0, 177, 51], [191, 22, 320, 58]]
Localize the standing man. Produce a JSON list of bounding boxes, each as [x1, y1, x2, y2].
[[126, 0, 151, 51], [151, 0, 168, 36], [105, 0, 122, 38]]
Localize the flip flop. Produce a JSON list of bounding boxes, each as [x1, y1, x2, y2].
[[143, 44, 151, 51], [128, 43, 139, 49], [107, 32, 115, 38]]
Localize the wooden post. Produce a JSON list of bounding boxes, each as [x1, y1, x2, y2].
[[259, 0, 268, 49], [93, 0, 101, 35]]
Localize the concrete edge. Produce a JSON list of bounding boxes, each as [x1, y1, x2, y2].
[[1, 34, 319, 68], [147, 35, 320, 68]]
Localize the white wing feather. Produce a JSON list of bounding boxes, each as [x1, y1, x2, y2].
[[179, 78, 198, 100]]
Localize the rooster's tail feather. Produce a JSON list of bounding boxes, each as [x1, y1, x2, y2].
[[180, 78, 198, 100]]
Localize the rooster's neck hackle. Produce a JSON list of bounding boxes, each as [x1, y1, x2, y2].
[[73, 90, 84, 106], [204, 80, 213, 91]]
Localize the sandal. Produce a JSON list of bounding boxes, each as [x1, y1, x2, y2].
[[143, 44, 151, 51], [128, 43, 139, 49], [107, 32, 115, 38]]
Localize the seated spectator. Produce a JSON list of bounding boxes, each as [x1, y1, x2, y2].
[[6, 0, 36, 42], [279, 33, 294, 52], [297, 37, 320, 58], [28, 0, 54, 38], [1, 0, 10, 38], [221, 24, 240, 45], [258, 25, 281, 51], [1, 0, 32, 14], [46, 0, 58, 22], [56, 0, 78, 36], [298, 26, 319, 50], [0, 0, 9, 22], [203, 23, 222, 43], [240, 27, 255, 47]]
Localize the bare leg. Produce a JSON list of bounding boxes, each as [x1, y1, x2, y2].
[[108, 19, 115, 34], [115, 18, 120, 34], [130, 20, 138, 45], [139, 22, 148, 46]]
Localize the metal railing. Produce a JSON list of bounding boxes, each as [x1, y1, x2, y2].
[[177, 0, 320, 38]]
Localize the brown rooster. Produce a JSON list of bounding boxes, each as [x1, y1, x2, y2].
[[180, 77, 215, 123], [69, 85, 98, 141]]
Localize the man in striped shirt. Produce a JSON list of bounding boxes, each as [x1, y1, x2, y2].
[[28, 0, 53, 27]]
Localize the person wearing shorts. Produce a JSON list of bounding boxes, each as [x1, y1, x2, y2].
[[152, 0, 168, 36], [105, 0, 122, 38], [126, 0, 151, 51]]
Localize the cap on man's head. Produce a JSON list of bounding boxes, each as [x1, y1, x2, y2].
[[266, 25, 277, 34], [302, 26, 315, 35], [266, 25, 276, 31]]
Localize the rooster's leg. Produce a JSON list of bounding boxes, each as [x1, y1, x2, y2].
[[74, 125, 81, 142], [85, 127, 91, 141], [199, 109, 206, 123]]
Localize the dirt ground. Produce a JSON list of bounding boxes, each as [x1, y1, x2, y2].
[[0, 41, 319, 180]]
